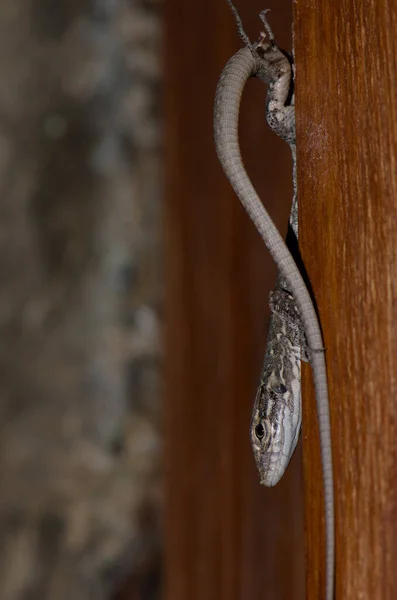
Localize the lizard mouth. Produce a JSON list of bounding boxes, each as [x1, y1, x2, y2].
[[260, 460, 284, 487]]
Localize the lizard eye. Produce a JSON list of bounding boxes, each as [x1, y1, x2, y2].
[[272, 383, 287, 395], [255, 423, 265, 440]]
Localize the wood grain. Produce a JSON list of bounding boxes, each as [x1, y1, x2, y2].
[[294, 1, 397, 597], [164, 1, 305, 598]]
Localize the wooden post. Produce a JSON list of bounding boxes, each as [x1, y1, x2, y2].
[[295, 1, 397, 597]]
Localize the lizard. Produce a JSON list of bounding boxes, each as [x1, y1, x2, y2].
[[213, 3, 334, 599]]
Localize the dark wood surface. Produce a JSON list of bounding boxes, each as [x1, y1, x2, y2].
[[164, 1, 305, 599], [295, 1, 397, 598]]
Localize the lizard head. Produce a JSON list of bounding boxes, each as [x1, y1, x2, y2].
[[250, 375, 301, 487]]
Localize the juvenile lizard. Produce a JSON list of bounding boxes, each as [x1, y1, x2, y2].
[[213, 4, 334, 599]]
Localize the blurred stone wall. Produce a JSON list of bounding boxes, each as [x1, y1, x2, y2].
[[0, 1, 162, 598]]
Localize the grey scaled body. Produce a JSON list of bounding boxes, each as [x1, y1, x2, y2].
[[213, 6, 334, 600], [252, 281, 308, 487]]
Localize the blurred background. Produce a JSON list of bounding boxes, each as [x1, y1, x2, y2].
[[0, 1, 304, 599]]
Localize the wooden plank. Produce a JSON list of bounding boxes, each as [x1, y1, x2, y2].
[[164, 1, 305, 598], [294, 1, 397, 597]]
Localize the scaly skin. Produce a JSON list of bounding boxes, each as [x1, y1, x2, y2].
[[213, 15, 334, 600]]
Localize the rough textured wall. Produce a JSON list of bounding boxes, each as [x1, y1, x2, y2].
[[0, 0, 162, 598]]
